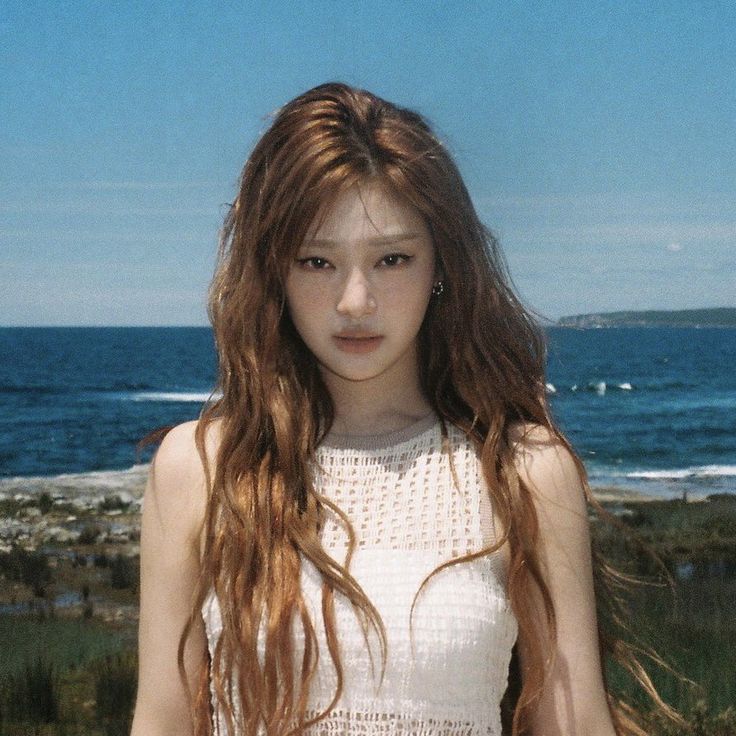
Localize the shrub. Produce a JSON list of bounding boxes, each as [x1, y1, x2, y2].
[[94, 652, 137, 736], [0, 547, 52, 592], [99, 495, 131, 512], [38, 492, 54, 515], [110, 554, 138, 591], [3, 655, 60, 724], [78, 523, 102, 545], [643, 700, 736, 735]]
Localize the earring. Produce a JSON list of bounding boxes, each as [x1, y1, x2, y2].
[[432, 280, 444, 297]]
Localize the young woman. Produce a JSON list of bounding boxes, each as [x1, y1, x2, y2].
[[131, 83, 663, 736]]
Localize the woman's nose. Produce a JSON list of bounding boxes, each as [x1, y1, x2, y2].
[[336, 268, 377, 318]]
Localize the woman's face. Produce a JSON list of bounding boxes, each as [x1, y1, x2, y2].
[[285, 181, 436, 387]]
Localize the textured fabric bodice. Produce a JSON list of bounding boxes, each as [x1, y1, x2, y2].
[[202, 414, 518, 735]]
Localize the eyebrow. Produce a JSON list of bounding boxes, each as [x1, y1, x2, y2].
[[302, 232, 424, 248]]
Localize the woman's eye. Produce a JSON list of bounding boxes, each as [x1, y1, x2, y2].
[[380, 253, 411, 267], [297, 257, 331, 270]]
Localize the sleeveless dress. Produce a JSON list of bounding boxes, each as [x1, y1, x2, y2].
[[202, 414, 518, 735]]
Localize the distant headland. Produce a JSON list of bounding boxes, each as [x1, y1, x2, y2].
[[556, 307, 736, 328]]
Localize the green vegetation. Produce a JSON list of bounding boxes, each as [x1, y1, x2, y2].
[[93, 653, 137, 736], [0, 496, 78, 518], [593, 495, 736, 733], [0, 617, 125, 677], [0, 495, 733, 733], [98, 496, 131, 513], [0, 547, 52, 598], [38, 493, 54, 515], [558, 306, 736, 328], [78, 523, 102, 545], [594, 495, 736, 575], [606, 575, 736, 725], [644, 704, 736, 736], [0, 616, 133, 735], [2, 656, 60, 726], [109, 555, 138, 592]]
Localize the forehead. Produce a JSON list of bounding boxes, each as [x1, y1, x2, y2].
[[306, 181, 429, 243]]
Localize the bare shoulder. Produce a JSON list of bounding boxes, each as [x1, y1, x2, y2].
[[144, 418, 223, 543], [133, 419, 222, 734], [506, 421, 586, 509], [506, 434, 614, 733], [152, 418, 220, 481]]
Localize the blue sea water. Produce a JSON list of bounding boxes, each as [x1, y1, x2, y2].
[[0, 326, 734, 498], [545, 326, 736, 497]]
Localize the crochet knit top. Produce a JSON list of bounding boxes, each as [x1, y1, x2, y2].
[[202, 413, 518, 735]]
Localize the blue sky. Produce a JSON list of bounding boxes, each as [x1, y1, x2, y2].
[[1, 1, 734, 325]]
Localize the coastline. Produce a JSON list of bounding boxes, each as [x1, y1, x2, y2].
[[0, 465, 718, 561], [0, 464, 716, 505], [590, 485, 708, 504], [1, 465, 733, 630]]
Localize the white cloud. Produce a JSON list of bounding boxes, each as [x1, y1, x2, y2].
[[476, 191, 736, 247], [665, 242, 683, 252], [505, 221, 736, 246]]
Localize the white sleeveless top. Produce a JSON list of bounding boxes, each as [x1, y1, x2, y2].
[[202, 414, 518, 735]]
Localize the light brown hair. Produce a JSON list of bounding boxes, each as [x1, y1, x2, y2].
[[178, 82, 676, 735]]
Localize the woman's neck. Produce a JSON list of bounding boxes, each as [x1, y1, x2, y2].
[[321, 362, 432, 437]]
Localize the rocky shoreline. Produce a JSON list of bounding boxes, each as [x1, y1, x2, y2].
[[0, 469, 146, 625], [2, 471, 732, 736], [0, 466, 710, 554], [0, 467, 146, 553], [1, 466, 729, 629]]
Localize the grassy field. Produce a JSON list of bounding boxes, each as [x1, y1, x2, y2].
[[593, 495, 736, 734], [0, 494, 734, 734], [0, 543, 138, 735], [0, 615, 136, 735]]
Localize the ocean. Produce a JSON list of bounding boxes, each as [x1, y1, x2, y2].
[[0, 326, 734, 499]]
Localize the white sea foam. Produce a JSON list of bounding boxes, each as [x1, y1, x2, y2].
[[625, 465, 736, 480], [130, 391, 220, 403], [558, 380, 632, 394]]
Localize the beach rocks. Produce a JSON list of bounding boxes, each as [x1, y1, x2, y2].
[[0, 518, 34, 551], [0, 466, 145, 552], [43, 526, 81, 544]]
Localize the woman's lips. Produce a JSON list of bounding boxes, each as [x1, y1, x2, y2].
[[332, 334, 384, 354]]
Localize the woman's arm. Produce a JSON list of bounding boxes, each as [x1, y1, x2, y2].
[[512, 424, 617, 736], [130, 421, 210, 736]]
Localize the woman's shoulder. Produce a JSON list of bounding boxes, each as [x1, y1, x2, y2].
[[505, 421, 585, 506], [144, 419, 223, 540], [506, 420, 561, 453], [153, 418, 221, 475]]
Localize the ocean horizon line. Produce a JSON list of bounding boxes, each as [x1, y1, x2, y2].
[[2, 308, 735, 330]]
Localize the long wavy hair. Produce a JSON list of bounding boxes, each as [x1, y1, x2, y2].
[[177, 82, 678, 735]]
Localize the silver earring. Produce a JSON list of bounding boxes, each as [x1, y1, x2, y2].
[[432, 280, 444, 297]]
